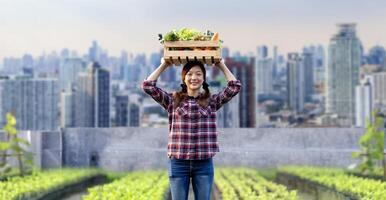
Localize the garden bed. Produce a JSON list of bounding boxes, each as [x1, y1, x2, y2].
[[347, 171, 386, 182], [0, 168, 102, 200], [277, 166, 386, 199], [276, 172, 356, 200], [29, 174, 108, 200]]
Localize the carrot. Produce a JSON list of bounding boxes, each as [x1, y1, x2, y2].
[[211, 32, 219, 41]]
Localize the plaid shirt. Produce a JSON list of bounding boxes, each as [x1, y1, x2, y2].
[[142, 79, 241, 160]]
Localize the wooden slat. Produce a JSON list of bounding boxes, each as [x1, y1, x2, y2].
[[206, 56, 214, 65], [163, 40, 222, 65], [165, 50, 219, 58], [164, 41, 220, 48], [165, 56, 219, 65]]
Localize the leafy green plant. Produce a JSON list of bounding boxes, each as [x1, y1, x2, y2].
[[0, 113, 33, 176], [215, 167, 298, 200], [83, 170, 168, 200], [0, 168, 100, 200], [279, 166, 386, 199], [352, 110, 385, 175], [163, 28, 209, 42]]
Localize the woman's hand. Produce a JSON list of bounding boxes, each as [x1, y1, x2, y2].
[[213, 58, 226, 70], [160, 58, 172, 68]]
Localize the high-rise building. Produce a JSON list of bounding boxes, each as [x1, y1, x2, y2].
[[88, 40, 100, 63], [302, 52, 314, 102], [287, 53, 305, 114], [118, 51, 129, 80], [272, 46, 278, 79], [60, 89, 75, 127], [256, 57, 273, 95], [256, 45, 273, 96], [366, 45, 386, 68], [115, 94, 129, 127], [355, 79, 373, 127], [303, 45, 326, 85], [128, 93, 141, 127], [59, 58, 87, 92], [363, 72, 386, 110], [73, 62, 110, 127], [2, 57, 23, 74], [224, 57, 255, 127], [115, 93, 141, 127], [326, 23, 361, 125], [0, 76, 59, 130], [257, 46, 268, 59]]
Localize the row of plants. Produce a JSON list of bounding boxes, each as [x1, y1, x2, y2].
[[215, 167, 298, 200], [278, 166, 386, 200], [0, 168, 101, 200], [83, 170, 169, 200]]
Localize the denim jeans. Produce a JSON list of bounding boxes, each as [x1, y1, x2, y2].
[[168, 157, 214, 200]]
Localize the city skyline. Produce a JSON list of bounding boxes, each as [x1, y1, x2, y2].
[[1, 0, 386, 62]]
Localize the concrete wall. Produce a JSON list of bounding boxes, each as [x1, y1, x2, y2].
[[62, 127, 370, 171], [0, 131, 62, 169], [3, 128, 381, 171]]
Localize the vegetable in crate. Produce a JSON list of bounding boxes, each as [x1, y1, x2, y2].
[[160, 28, 222, 65], [159, 28, 219, 42]]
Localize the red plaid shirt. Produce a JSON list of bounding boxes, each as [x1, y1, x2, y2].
[[142, 79, 241, 160]]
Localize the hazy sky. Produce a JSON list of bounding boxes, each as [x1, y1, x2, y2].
[[1, 0, 386, 61]]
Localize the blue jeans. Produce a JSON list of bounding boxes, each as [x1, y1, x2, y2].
[[168, 158, 214, 200]]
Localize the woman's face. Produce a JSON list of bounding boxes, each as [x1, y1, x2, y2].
[[184, 66, 204, 91]]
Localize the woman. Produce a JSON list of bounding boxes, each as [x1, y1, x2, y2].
[[142, 58, 241, 200]]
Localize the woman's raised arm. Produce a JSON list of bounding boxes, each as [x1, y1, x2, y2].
[[146, 58, 172, 81], [214, 59, 237, 81]]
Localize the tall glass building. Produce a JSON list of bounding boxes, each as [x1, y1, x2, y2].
[[326, 24, 361, 126]]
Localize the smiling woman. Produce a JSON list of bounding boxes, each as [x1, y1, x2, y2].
[[142, 58, 241, 200]]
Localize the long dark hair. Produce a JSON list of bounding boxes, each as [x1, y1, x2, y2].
[[173, 61, 210, 108]]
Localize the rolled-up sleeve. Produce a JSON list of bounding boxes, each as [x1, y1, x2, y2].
[[142, 80, 172, 111], [211, 80, 242, 111]]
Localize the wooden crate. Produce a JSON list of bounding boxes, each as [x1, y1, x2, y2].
[[163, 41, 221, 65]]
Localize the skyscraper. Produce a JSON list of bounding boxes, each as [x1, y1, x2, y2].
[[257, 46, 268, 59], [60, 88, 75, 128], [362, 72, 386, 111], [366, 45, 386, 68], [302, 52, 314, 102], [287, 53, 305, 114], [115, 94, 129, 127], [355, 79, 373, 127], [88, 40, 100, 63], [59, 58, 87, 92], [73, 62, 110, 127], [326, 24, 361, 125], [224, 57, 255, 127], [114, 93, 141, 127], [0, 76, 59, 130], [256, 46, 273, 95]]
